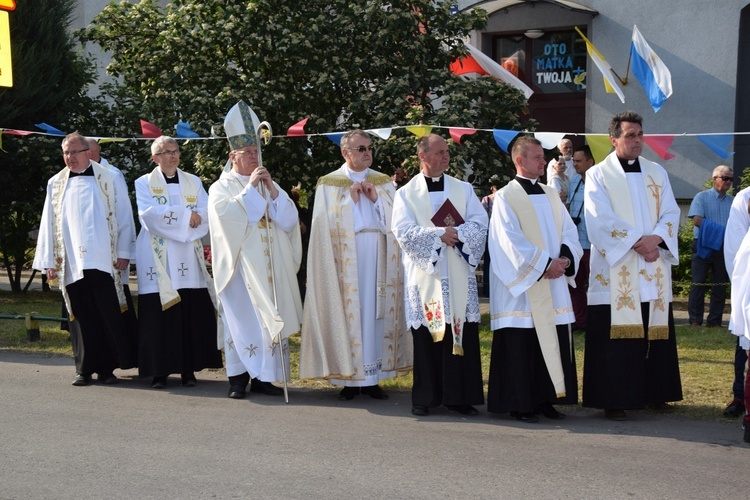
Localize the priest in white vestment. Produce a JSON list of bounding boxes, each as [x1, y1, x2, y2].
[[300, 130, 412, 401], [208, 101, 303, 399], [135, 136, 222, 389], [33, 133, 136, 386], [488, 136, 581, 423], [392, 134, 487, 417], [582, 111, 682, 421], [723, 185, 750, 442]]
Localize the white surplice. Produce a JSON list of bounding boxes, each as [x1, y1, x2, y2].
[[724, 186, 750, 349]]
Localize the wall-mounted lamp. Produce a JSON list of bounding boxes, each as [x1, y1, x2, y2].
[[524, 29, 544, 39]]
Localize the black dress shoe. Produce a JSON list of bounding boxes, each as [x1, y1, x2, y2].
[[411, 405, 429, 416], [605, 409, 627, 421], [72, 374, 91, 386], [534, 402, 566, 420], [228, 385, 246, 399], [510, 411, 539, 423], [338, 386, 359, 400], [151, 376, 167, 389], [723, 399, 745, 418], [250, 378, 283, 396], [98, 372, 118, 385], [361, 385, 389, 400], [446, 404, 479, 416], [181, 373, 197, 387]]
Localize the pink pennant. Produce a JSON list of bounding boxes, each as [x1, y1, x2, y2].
[[643, 135, 676, 160], [140, 119, 163, 139], [287, 117, 309, 137], [449, 127, 477, 146], [2, 129, 33, 136]]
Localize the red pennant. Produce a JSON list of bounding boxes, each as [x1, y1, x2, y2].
[[140, 119, 163, 139], [449, 127, 478, 146], [2, 129, 33, 136], [286, 117, 309, 137], [643, 135, 676, 160], [450, 56, 488, 77]]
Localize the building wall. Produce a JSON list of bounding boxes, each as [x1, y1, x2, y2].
[[461, 0, 750, 201]]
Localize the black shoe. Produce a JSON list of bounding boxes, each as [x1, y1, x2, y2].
[[228, 385, 246, 399], [250, 378, 284, 396], [72, 374, 91, 386], [151, 376, 167, 389], [534, 402, 566, 420], [724, 399, 745, 418], [510, 411, 539, 423], [605, 409, 627, 421], [361, 385, 389, 400], [411, 405, 429, 416], [181, 373, 197, 387], [338, 386, 359, 400], [98, 372, 118, 385], [446, 404, 479, 416]]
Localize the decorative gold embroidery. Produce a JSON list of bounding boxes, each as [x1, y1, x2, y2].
[[594, 273, 609, 287], [185, 194, 198, 206], [507, 248, 542, 289], [615, 265, 636, 311], [646, 175, 662, 216], [666, 221, 673, 238], [491, 311, 533, 320], [639, 269, 653, 282], [151, 186, 164, 196], [611, 228, 628, 239]]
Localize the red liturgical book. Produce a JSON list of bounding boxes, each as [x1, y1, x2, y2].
[[431, 199, 464, 227]]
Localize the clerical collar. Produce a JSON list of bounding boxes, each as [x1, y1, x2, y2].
[[68, 166, 94, 177], [162, 171, 179, 184], [515, 175, 544, 195], [422, 173, 444, 192], [617, 156, 641, 173]]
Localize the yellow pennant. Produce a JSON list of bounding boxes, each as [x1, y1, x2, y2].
[[0, 11, 11, 87]]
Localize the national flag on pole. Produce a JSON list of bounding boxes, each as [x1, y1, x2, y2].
[[450, 42, 534, 99], [630, 25, 673, 113], [574, 27, 625, 103]]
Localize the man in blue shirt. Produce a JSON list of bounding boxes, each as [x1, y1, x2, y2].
[[567, 145, 594, 330], [688, 165, 734, 328]]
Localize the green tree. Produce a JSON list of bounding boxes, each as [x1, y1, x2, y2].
[[80, 0, 531, 191], [0, 0, 98, 292]]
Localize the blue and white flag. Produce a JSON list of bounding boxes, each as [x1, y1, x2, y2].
[[630, 25, 673, 112]]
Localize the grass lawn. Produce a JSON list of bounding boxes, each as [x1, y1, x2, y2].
[[0, 290, 739, 421]]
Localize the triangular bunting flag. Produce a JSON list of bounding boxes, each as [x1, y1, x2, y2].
[[0, 0, 16, 11], [534, 132, 566, 150], [175, 120, 200, 139], [697, 134, 734, 159], [98, 138, 126, 144], [367, 128, 392, 140], [585, 134, 613, 164], [492, 129, 520, 154], [405, 125, 432, 138], [449, 127, 477, 146], [34, 122, 65, 136], [287, 117, 309, 137], [2, 129, 33, 136], [140, 119, 163, 139], [326, 132, 346, 147], [643, 135, 676, 160]]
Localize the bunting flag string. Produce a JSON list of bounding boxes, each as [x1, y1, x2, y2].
[[1, 122, 747, 161]]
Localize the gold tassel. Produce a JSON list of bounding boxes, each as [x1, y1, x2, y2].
[[611, 324, 645, 339]]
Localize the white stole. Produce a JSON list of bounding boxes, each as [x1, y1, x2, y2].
[[600, 156, 669, 339], [504, 180, 566, 397], [50, 163, 125, 320], [147, 167, 216, 310], [402, 175, 468, 355]]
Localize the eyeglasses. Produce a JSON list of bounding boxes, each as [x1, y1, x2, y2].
[[155, 149, 180, 157], [62, 148, 89, 157], [714, 176, 733, 182], [347, 145, 374, 153]]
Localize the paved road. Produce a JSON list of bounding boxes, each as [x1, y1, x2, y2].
[[0, 350, 746, 499]]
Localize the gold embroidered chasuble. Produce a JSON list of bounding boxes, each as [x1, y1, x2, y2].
[[299, 167, 412, 380]]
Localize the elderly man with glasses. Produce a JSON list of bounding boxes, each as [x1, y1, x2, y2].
[[134, 136, 222, 389], [33, 132, 137, 386], [688, 165, 734, 329], [300, 129, 412, 401]]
